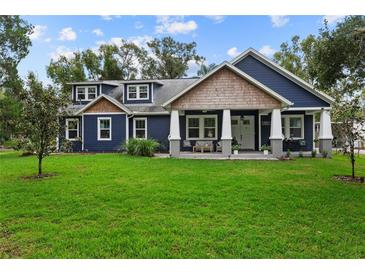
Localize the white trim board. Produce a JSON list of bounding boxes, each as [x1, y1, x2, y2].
[[230, 48, 334, 105]]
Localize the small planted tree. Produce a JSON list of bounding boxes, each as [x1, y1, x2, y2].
[[17, 72, 68, 177], [333, 94, 365, 179]]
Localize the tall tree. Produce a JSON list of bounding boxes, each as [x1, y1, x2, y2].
[[17, 73, 69, 176], [0, 16, 33, 143], [197, 63, 216, 76], [0, 16, 33, 91], [146, 37, 205, 79]]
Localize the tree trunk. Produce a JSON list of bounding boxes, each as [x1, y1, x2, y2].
[[350, 145, 355, 179], [38, 157, 42, 177]]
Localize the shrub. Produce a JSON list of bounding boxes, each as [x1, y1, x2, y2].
[[286, 149, 291, 158], [124, 138, 159, 157], [311, 150, 317, 158], [232, 144, 240, 151], [260, 144, 271, 151], [322, 150, 328, 158], [60, 139, 73, 152], [299, 150, 304, 158]]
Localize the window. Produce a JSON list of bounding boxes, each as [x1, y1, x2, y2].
[[97, 117, 111, 141], [76, 86, 97, 101], [66, 118, 79, 140], [186, 115, 217, 140], [133, 118, 147, 139], [127, 85, 149, 100], [281, 115, 304, 139]]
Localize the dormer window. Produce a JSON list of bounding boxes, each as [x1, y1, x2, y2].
[[76, 86, 97, 101], [127, 84, 149, 100]]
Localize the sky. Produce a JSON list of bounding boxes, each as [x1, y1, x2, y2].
[[19, 15, 345, 83]]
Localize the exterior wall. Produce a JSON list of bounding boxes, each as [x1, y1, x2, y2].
[[124, 83, 153, 104], [171, 68, 281, 110], [235, 55, 330, 108], [128, 115, 170, 152], [72, 84, 101, 105], [59, 116, 82, 152], [84, 114, 126, 152], [260, 111, 314, 151], [100, 84, 117, 96], [84, 98, 122, 113]]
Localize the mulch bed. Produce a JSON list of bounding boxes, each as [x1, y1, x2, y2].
[[333, 175, 365, 184], [21, 173, 58, 180]]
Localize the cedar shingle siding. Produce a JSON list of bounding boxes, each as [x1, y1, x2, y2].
[[171, 68, 281, 110], [85, 98, 123, 113]]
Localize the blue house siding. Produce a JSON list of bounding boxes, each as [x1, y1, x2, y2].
[[124, 83, 153, 104], [59, 116, 82, 152], [128, 115, 170, 152], [100, 84, 117, 96], [235, 55, 330, 108], [260, 111, 313, 151], [84, 114, 126, 152], [72, 84, 101, 105]]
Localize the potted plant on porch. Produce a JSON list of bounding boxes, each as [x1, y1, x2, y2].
[[232, 144, 240, 155], [260, 144, 271, 155]]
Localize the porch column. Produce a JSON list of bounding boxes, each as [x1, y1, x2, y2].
[[221, 109, 232, 157], [269, 109, 283, 158], [169, 110, 181, 157], [319, 110, 333, 157]]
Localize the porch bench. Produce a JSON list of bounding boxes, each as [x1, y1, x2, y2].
[[193, 141, 214, 153]]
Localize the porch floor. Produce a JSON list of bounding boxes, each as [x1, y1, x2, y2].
[[155, 151, 277, 160]]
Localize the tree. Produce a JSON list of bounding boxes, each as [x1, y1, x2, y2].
[[17, 73, 69, 176], [197, 63, 216, 76], [332, 92, 364, 178], [0, 16, 33, 143], [0, 16, 33, 91], [145, 37, 205, 79]]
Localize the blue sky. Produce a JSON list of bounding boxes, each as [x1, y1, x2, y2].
[[19, 15, 344, 83]]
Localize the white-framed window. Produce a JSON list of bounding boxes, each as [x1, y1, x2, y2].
[[133, 117, 147, 139], [97, 117, 112, 141], [127, 84, 149, 100], [65, 118, 79, 140], [282, 115, 304, 139], [76, 86, 97, 101], [186, 115, 218, 140]]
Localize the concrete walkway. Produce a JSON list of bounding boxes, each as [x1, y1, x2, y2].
[[155, 152, 277, 160]]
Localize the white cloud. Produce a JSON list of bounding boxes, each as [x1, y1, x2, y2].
[[323, 15, 345, 25], [206, 16, 225, 24], [50, 46, 75, 60], [29, 25, 47, 40], [134, 21, 144, 30], [259, 45, 276, 57], [92, 28, 103, 37], [270, 16, 290, 28], [227, 47, 240, 58], [44, 38, 52, 43], [155, 16, 198, 35], [58, 27, 77, 41], [100, 15, 121, 21]]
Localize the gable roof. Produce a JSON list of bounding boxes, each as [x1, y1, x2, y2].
[[75, 94, 132, 115], [162, 61, 294, 107], [230, 48, 335, 105]]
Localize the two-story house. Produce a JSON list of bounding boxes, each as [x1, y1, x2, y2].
[[59, 48, 334, 157]]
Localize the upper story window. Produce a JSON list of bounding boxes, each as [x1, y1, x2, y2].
[[127, 84, 149, 100], [282, 115, 304, 139], [76, 86, 97, 101]]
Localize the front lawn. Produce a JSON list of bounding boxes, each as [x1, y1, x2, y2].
[[0, 152, 364, 258]]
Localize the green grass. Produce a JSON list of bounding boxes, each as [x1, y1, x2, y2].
[[0, 151, 364, 258]]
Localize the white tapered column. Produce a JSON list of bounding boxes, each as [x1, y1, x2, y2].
[[221, 109, 232, 157], [169, 110, 181, 157], [319, 110, 333, 156], [269, 109, 283, 157]]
